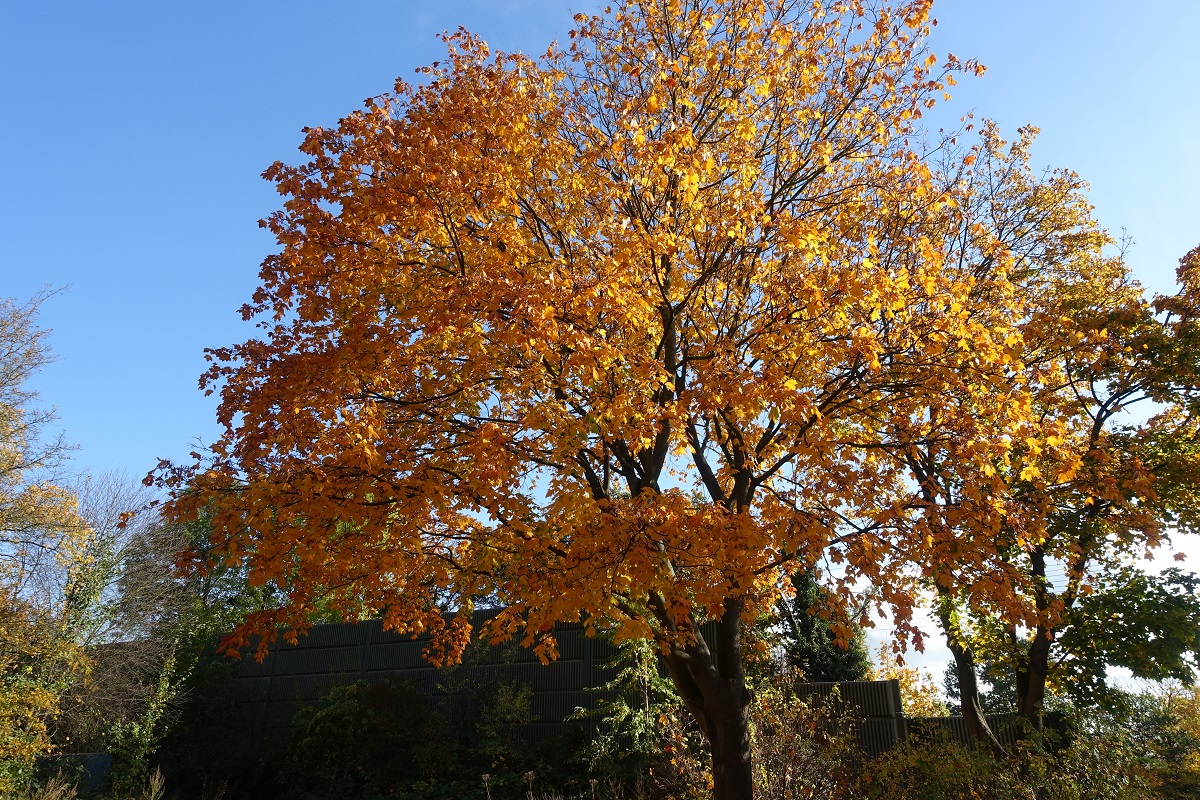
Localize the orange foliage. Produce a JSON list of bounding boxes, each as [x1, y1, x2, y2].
[[160, 0, 999, 660], [153, 2, 1081, 793]]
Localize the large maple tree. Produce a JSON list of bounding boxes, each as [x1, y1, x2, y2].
[[157, 1, 1041, 796]]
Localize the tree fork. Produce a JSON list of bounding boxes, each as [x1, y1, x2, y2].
[[937, 599, 1008, 757]]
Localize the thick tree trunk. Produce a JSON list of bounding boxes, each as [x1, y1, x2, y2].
[[708, 696, 755, 800], [657, 597, 755, 800], [937, 603, 1007, 757], [1016, 628, 1052, 732]]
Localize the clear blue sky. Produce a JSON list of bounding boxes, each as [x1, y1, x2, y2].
[[4, 0, 1196, 670]]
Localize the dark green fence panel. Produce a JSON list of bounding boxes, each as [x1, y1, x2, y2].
[[217, 618, 1004, 757]]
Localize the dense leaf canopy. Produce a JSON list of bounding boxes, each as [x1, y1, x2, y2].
[[161, 0, 1020, 663]]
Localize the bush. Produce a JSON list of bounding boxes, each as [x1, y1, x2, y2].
[[751, 674, 863, 800], [855, 724, 1162, 800], [857, 735, 1022, 800]]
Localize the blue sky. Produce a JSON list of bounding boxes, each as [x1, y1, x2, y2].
[[4, 0, 1196, 673]]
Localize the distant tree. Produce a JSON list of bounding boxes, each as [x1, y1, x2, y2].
[[868, 645, 948, 717], [0, 292, 91, 793], [772, 570, 869, 682]]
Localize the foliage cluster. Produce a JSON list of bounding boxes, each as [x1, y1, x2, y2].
[[851, 683, 1200, 800], [19, 605, 1200, 800], [748, 674, 864, 800], [0, 293, 92, 793]]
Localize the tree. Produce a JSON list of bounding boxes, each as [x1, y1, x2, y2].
[[856, 109, 1200, 747], [155, 2, 1034, 797], [771, 569, 869, 682], [939, 567, 1200, 718], [1154, 682, 1200, 798], [922, 236, 1200, 742], [50, 476, 212, 793], [868, 645, 947, 717], [577, 634, 683, 788], [0, 293, 91, 793]]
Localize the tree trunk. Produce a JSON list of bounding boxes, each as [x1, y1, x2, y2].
[[657, 596, 755, 800], [1014, 550, 1056, 733], [937, 603, 1007, 757], [708, 695, 755, 800], [1016, 627, 1052, 732]]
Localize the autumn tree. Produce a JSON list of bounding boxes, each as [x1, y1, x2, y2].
[[0, 292, 91, 793], [965, 239, 1200, 736], [867, 120, 1117, 751], [885, 123, 1200, 744], [155, 2, 1029, 797], [868, 645, 947, 717]]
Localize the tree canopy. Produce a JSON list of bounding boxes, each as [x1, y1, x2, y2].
[[173, 0, 992, 653]]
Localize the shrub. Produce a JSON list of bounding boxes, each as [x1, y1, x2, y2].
[[751, 674, 863, 800], [857, 735, 1021, 800]]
